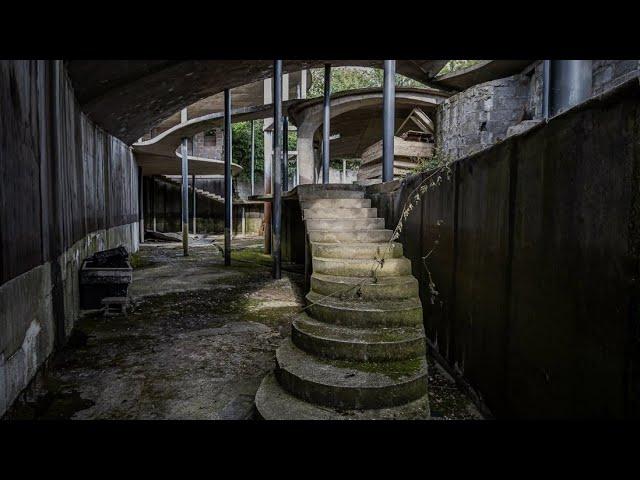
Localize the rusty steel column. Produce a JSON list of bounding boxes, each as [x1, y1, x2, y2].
[[382, 60, 396, 183], [181, 138, 189, 256], [322, 64, 331, 184], [192, 173, 196, 234], [272, 59, 283, 279], [283, 115, 289, 192], [224, 88, 232, 266], [250, 119, 255, 196]]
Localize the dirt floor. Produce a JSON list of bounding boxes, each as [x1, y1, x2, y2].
[[5, 234, 482, 420]]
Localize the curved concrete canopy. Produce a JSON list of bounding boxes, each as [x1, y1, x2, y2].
[[151, 70, 311, 134], [287, 86, 448, 129], [66, 60, 448, 144], [322, 103, 429, 159], [287, 87, 448, 184], [132, 98, 303, 176], [432, 60, 535, 90]]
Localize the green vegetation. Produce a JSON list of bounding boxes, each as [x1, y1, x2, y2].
[[437, 60, 481, 76], [308, 67, 424, 97], [231, 121, 298, 181]]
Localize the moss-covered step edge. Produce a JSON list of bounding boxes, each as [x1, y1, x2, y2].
[[275, 339, 428, 410], [303, 207, 378, 219], [304, 217, 385, 232], [307, 229, 393, 244], [312, 256, 412, 277], [292, 314, 426, 362], [255, 372, 431, 420], [305, 291, 423, 327], [300, 198, 371, 210], [311, 241, 404, 260], [298, 189, 365, 200], [310, 272, 419, 300]]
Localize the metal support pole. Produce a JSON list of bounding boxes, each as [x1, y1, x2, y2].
[[250, 119, 255, 196], [322, 64, 331, 184], [192, 174, 196, 234], [224, 88, 232, 266], [342, 159, 346, 183], [382, 60, 396, 183], [138, 167, 144, 244], [296, 155, 300, 187], [152, 175, 157, 231], [283, 116, 289, 192], [542, 60, 550, 120], [272, 59, 283, 279], [241, 206, 246, 236], [181, 138, 189, 256]]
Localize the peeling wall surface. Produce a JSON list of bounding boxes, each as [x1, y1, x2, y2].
[[367, 79, 640, 418], [0, 60, 140, 416]]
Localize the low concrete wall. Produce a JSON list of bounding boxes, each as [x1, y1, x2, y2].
[[367, 78, 640, 418], [0, 60, 140, 416], [144, 176, 263, 235]]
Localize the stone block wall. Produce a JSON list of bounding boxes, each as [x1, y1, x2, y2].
[[436, 74, 530, 160], [437, 60, 639, 162]]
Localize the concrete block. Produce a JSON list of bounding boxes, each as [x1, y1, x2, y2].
[[0, 354, 6, 416]]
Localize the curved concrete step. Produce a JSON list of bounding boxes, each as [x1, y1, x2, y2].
[[298, 189, 365, 200], [310, 273, 419, 300], [304, 207, 378, 219], [275, 339, 428, 410], [305, 217, 385, 231], [305, 291, 423, 327], [301, 198, 371, 210], [311, 242, 403, 260], [292, 313, 426, 362], [308, 229, 393, 243], [256, 372, 430, 420], [312, 256, 412, 277]]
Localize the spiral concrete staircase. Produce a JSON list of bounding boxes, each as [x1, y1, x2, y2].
[[255, 185, 430, 419]]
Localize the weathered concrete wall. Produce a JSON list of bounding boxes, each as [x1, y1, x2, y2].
[[144, 176, 263, 235], [0, 60, 140, 416], [593, 60, 640, 95], [367, 78, 640, 418]]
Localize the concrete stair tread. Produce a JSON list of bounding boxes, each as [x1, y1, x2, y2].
[[311, 242, 403, 259], [291, 313, 426, 361], [303, 207, 378, 219], [305, 218, 385, 231], [275, 339, 428, 409], [294, 313, 425, 344], [256, 372, 430, 420], [312, 255, 412, 277], [307, 229, 394, 243], [301, 198, 371, 209], [310, 272, 419, 300], [306, 291, 421, 312]]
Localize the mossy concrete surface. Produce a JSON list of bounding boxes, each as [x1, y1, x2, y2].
[[4, 234, 481, 420], [4, 236, 304, 420]]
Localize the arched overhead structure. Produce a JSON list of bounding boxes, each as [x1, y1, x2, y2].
[[65, 60, 449, 144], [133, 99, 303, 175], [144, 71, 312, 139], [287, 87, 450, 184]]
